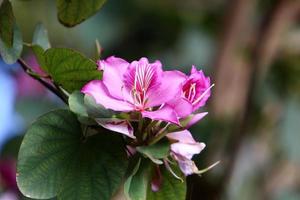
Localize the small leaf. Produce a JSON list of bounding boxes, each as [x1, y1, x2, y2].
[[124, 159, 153, 200], [0, 0, 14, 47], [56, 0, 106, 27], [68, 91, 88, 117], [43, 48, 102, 92], [32, 23, 51, 50], [17, 109, 128, 200], [69, 91, 96, 125], [137, 141, 170, 165], [0, 24, 23, 64], [147, 167, 187, 200]]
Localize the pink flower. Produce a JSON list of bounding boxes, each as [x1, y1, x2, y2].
[[82, 56, 184, 125], [167, 130, 205, 176], [164, 66, 212, 127]]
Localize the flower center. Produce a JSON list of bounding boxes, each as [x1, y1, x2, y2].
[[131, 64, 155, 110], [183, 83, 197, 102], [182, 80, 214, 105]]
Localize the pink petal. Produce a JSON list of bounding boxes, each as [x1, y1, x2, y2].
[[98, 56, 129, 99], [81, 80, 133, 112], [167, 97, 193, 118], [175, 155, 199, 176], [184, 112, 208, 128], [142, 105, 179, 125], [95, 118, 135, 139], [167, 130, 196, 143], [146, 70, 186, 108], [170, 142, 205, 160], [189, 68, 211, 110], [167, 130, 205, 159]]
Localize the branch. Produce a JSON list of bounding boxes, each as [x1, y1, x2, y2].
[[17, 58, 68, 104]]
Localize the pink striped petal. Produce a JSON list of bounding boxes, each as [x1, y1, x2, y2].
[[146, 70, 186, 108], [98, 56, 129, 99]]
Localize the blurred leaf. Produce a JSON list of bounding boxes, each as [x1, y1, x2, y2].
[[137, 141, 170, 165], [0, 0, 14, 47], [32, 23, 51, 50], [147, 167, 186, 200], [124, 159, 152, 200], [0, 24, 23, 64], [43, 48, 102, 92], [56, 0, 107, 27], [17, 109, 128, 200]]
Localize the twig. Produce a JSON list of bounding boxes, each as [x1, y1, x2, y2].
[[17, 58, 67, 104]]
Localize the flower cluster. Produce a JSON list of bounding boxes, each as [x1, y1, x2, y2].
[[82, 56, 213, 176]]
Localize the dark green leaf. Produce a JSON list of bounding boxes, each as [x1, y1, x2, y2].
[[0, 24, 23, 64], [43, 48, 102, 92], [147, 167, 186, 200], [124, 159, 153, 200], [56, 0, 106, 27], [136, 141, 170, 165], [0, 0, 14, 47], [32, 23, 50, 50], [17, 109, 128, 200]]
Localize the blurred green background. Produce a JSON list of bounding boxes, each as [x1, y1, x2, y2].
[[0, 0, 300, 199]]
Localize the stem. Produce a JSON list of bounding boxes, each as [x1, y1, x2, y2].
[[17, 58, 68, 104], [137, 113, 144, 142], [148, 123, 170, 145]]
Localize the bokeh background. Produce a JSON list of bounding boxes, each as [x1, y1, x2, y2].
[[0, 0, 300, 199]]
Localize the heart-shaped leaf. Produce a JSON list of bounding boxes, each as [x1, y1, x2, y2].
[[17, 109, 128, 200], [43, 48, 102, 92], [56, 0, 107, 27]]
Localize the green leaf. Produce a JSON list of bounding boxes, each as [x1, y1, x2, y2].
[[0, 0, 15, 47], [136, 141, 170, 165], [68, 91, 88, 117], [0, 24, 23, 64], [56, 0, 107, 27], [124, 159, 153, 200], [43, 48, 102, 92], [17, 109, 128, 200], [69, 91, 97, 125], [31, 45, 47, 71], [32, 23, 51, 50], [147, 167, 186, 200]]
